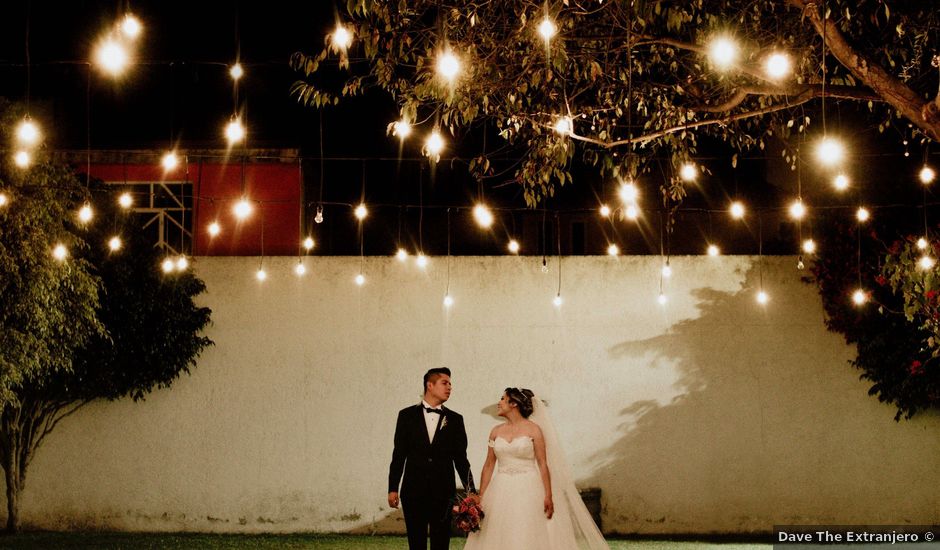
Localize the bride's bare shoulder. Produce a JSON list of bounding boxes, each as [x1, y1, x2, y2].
[[523, 420, 543, 437]]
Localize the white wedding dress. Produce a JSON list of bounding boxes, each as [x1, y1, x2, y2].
[[463, 399, 608, 550]]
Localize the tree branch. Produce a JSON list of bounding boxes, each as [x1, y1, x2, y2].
[[694, 83, 882, 113]]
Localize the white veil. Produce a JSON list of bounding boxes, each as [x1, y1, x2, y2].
[[530, 397, 610, 550]]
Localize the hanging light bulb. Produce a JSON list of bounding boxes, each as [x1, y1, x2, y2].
[[707, 244, 720, 256], [354, 203, 368, 220], [917, 237, 928, 250], [121, 14, 142, 39], [708, 36, 738, 69], [538, 17, 557, 41], [161, 258, 175, 273], [541, 257, 549, 273], [815, 137, 845, 166], [553, 116, 573, 136], [52, 244, 68, 262], [15, 117, 40, 146], [756, 290, 769, 305], [730, 201, 745, 219], [618, 181, 639, 203], [833, 174, 850, 191], [918, 255, 935, 270], [303, 237, 315, 251], [256, 268, 267, 281], [856, 207, 871, 222], [229, 63, 244, 81], [625, 205, 639, 220], [225, 116, 246, 145], [161, 151, 179, 172], [355, 273, 366, 286], [437, 51, 461, 81], [852, 288, 868, 306], [176, 256, 189, 271], [599, 204, 611, 217], [764, 52, 791, 79], [661, 263, 672, 278], [393, 120, 412, 139], [0, 192, 8, 207], [108, 236, 122, 251], [679, 163, 697, 182], [607, 244, 620, 256], [78, 204, 94, 224], [920, 166, 936, 185], [396, 248, 409, 261], [802, 238, 817, 254], [797, 257, 805, 270], [553, 293, 563, 307], [332, 24, 353, 50], [314, 205, 324, 224], [233, 198, 252, 220], [507, 239, 520, 254], [295, 262, 307, 276], [118, 192, 133, 209], [95, 37, 129, 76], [657, 293, 667, 305], [443, 293, 454, 308], [207, 221, 221, 237], [424, 131, 445, 158], [416, 253, 429, 269], [473, 204, 494, 228], [13, 151, 31, 168], [788, 199, 807, 220]]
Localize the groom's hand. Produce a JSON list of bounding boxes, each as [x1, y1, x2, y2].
[[388, 492, 400, 509]]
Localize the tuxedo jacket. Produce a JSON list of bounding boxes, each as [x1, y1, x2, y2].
[[388, 404, 474, 501]]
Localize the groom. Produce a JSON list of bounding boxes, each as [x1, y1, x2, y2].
[[388, 367, 474, 550]]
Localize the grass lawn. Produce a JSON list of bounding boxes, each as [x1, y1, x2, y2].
[[0, 532, 772, 549]]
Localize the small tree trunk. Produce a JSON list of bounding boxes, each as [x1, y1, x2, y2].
[[4, 462, 17, 534]]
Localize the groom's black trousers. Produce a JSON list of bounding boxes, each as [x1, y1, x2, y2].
[[402, 496, 451, 550]]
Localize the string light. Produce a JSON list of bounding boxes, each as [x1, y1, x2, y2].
[[679, 163, 697, 182], [599, 204, 611, 217], [233, 199, 253, 220], [852, 288, 868, 306], [553, 293, 563, 307], [657, 293, 667, 305], [332, 24, 353, 50], [161, 258, 175, 273], [661, 262, 672, 278], [707, 244, 720, 256], [833, 174, 850, 191], [618, 181, 639, 203], [95, 38, 129, 76], [314, 205, 324, 224], [708, 36, 738, 69], [443, 293, 454, 308], [225, 117, 246, 145], [0, 193, 8, 207], [295, 262, 307, 276], [13, 151, 31, 168], [920, 166, 936, 185], [355, 273, 365, 286], [508, 239, 520, 254], [856, 207, 870, 222], [538, 17, 557, 41], [424, 131, 445, 159], [472, 204, 494, 228], [815, 137, 845, 166], [917, 237, 928, 250], [354, 203, 368, 220], [256, 268, 267, 281], [52, 244, 68, 262], [553, 116, 573, 136], [303, 237, 315, 251], [161, 151, 179, 172], [625, 205, 639, 220], [802, 238, 817, 254], [730, 201, 745, 219], [756, 290, 769, 305], [396, 248, 408, 261], [207, 221, 221, 237], [229, 63, 244, 81], [176, 256, 189, 271], [788, 199, 806, 220], [108, 236, 122, 251], [416, 252, 428, 269], [918, 255, 935, 270], [120, 14, 142, 39], [15, 118, 40, 146], [118, 192, 133, 208], [393, 120, 412, 139], [607, 244, 620, 256], [78, 204, 94, 224], [437, 51, 461, 81], [764, 52, 792, 79]]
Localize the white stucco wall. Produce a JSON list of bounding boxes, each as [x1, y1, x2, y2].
[[14, 256, 940, 534]]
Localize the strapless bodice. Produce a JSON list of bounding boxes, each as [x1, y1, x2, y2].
[[491, 436, 537, 475]]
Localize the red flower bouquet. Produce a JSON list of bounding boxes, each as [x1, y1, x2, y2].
[[452, 492, 484, 534]]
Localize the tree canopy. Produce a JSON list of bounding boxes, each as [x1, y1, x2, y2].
[[292, 0, 939, 205]]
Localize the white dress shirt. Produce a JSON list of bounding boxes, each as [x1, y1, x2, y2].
[[421, 399, 443, 443]]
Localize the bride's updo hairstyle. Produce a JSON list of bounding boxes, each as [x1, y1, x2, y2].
[[505, 387, 536, 418]]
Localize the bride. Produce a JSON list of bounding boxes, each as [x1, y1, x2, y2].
[[464, 388, 608, 549]]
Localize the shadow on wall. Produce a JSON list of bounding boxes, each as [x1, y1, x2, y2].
[[585, 262, 940, 535]]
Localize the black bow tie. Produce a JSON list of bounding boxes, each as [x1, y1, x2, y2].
[[424, 407, 443, 414]]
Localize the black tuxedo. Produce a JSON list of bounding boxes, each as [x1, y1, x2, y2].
[[389, 404, 474, 550]]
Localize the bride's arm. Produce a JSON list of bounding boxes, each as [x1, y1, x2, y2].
[[477, 427, 499, 499], [532, 425, 554, 519]]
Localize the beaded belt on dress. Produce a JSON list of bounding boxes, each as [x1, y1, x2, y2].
[[498, 466, 536, 475]]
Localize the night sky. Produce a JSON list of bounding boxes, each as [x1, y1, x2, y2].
[[0, 1, 934, 255]]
